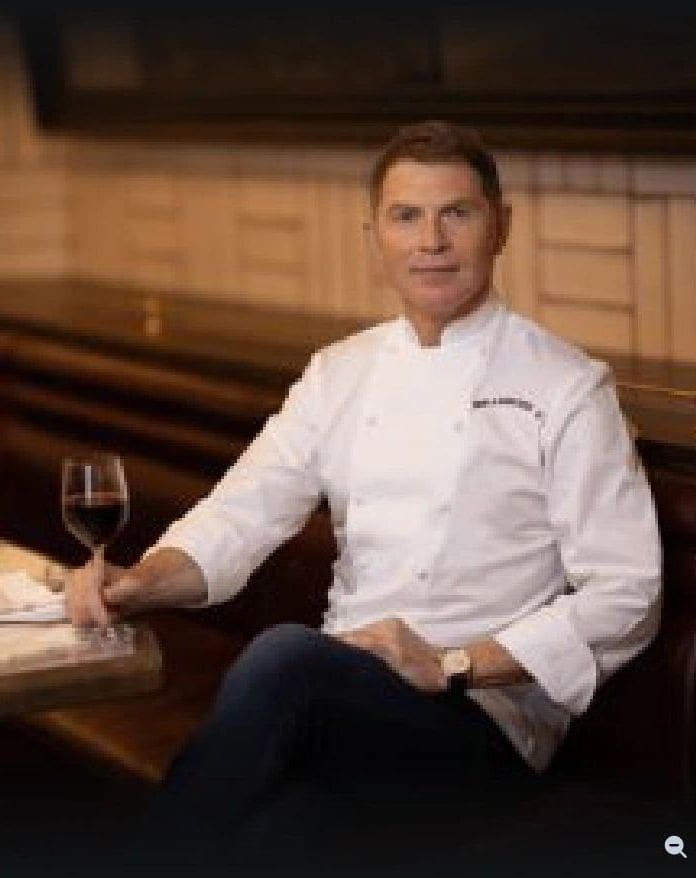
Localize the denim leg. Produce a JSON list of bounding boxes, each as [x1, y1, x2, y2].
[[157, 624, 329, 821], [140, 622, 535, 870]]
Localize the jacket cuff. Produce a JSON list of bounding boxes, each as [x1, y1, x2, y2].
[[494, 608, 597, 715], [141, 529, 243, 609]]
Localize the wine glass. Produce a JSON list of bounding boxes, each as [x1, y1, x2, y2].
[[61, 453, 129, 611]]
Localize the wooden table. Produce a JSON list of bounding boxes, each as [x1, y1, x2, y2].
[[0, 543, 162, 716]]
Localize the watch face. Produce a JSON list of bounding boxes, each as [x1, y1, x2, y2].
[[442, 649, 471, 678]]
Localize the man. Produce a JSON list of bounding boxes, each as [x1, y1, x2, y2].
[[67, 120, 661, 871]]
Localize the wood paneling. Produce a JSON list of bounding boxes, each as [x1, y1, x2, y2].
[[70, 174, 129, 283], [0, 247, 68, 276], [541, 248, 632, 306], [633, 161, 696, 196], [177, 176, 239, 296], [0, 168, 68, 275], [539, 194, 629, 248], [562, 156, 601, 191], [667, 198, 696, 363], [499, 190, 537, 320], [123, 173, 181, 290], [540, 301, 633, 354], [633, 199, 669, 359], [596, 156, 630, 193]]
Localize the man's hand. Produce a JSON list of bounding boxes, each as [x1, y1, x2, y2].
[[65, 547, 208, 630], [336, 617, 447, 693], [65, 558, 142, 630]]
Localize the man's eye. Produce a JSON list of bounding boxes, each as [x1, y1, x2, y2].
[[393, 207, 419, 222], [445, 205, 473, 219]]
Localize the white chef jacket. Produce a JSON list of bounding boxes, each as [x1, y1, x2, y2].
[[151, 293, 662, 772]]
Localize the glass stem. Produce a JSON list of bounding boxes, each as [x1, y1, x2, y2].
[[93, 544, 112, 636], [93, 543, 105, 593]]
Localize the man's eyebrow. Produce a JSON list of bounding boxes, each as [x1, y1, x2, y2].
[[440, 197, 480, 209], [385, 197, 481, 212], [385, 201, 420, 212]]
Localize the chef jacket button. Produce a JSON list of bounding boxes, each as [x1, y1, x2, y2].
[[437, 503, 452, 514], [416, 569, 429, 581], [365, 416, 377, 427], [453, 420, 465, 432]]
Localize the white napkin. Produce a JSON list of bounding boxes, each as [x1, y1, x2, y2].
[[0, 570, 67, 622]]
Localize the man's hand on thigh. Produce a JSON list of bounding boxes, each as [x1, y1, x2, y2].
[[335, 617, 447, 693]]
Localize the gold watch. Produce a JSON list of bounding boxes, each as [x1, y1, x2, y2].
[[441, 647, 473, 686]]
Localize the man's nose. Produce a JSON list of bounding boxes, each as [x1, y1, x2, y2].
[[417, 216, 449, 251]]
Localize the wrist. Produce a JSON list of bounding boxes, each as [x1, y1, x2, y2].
[[131, 548, 208, 609]]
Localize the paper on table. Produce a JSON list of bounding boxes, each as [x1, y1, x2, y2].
[[0, 570, 66, 621], [0, 569, 134, 675]]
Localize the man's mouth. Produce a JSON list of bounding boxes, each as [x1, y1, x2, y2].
[[410, 265, 459, 273]]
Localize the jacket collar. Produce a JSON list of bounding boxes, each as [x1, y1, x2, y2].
[[394, 291, 502, 350]]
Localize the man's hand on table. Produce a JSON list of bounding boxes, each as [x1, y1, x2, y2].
[[336, 617, 448, 693], [65, 560, 141, 629], [65, 548, 208, 630]]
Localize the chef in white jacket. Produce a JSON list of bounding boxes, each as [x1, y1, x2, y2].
[[67, 120, 662, 863]]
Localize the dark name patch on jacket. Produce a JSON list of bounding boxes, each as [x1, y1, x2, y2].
[[472, 397, 545, 421]]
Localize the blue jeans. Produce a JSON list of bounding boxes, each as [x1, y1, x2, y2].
[[141, 623, 536, 874]]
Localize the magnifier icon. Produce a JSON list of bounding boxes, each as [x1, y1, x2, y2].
[[665, 836, 687, 858]]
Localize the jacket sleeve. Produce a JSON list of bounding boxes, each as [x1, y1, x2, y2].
[[494, 363, 662, 715], [147, 352, 324, 606]]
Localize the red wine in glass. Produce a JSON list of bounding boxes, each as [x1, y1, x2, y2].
[[62, 492, 128, 549], [62, 454, 129, 560]]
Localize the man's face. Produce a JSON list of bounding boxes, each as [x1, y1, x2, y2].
[[372, 159, 509, 324]]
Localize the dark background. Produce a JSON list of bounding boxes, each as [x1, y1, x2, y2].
[[9, 0, 696, 151]]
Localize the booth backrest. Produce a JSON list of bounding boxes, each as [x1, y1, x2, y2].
[[555, 459, 696, 799]]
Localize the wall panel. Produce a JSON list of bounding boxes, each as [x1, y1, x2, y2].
[[667, 198, 696, 363], [541, 248, 632, 306], [540, 302, 633, 354], [633, 199, 669, 360], [69, 174, 129, 283], [562, 156, 601, 191], [596, 157, 630, 194], [539, 194, 629, 248], [499, 190, 537, 320], [177, 176, 239, 297]]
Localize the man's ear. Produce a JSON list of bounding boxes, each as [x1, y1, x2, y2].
[[493, 202, 512, 254]]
